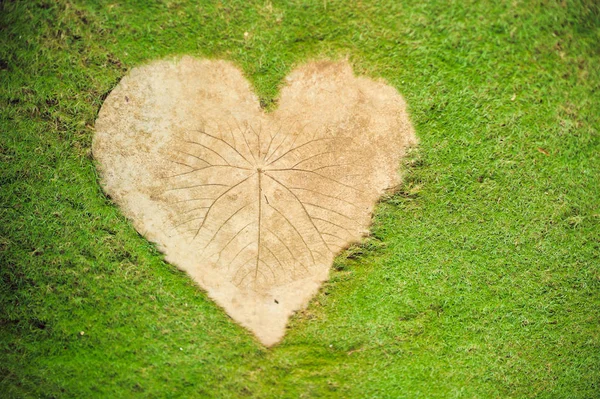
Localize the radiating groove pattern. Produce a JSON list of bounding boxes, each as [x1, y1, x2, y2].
[[165, 122, 368, 289]]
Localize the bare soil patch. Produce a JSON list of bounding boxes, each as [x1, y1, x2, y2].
[[93, 56, 416, 346]]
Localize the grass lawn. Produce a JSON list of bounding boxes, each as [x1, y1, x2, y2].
[[1, 0, 599, 397]]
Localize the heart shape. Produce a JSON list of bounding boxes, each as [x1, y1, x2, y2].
[[93, 57, 416, 346]]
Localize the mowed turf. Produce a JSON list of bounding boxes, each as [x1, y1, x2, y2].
[[1, 1, 599, 398]]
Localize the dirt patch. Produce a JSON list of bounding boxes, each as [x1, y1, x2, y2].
[[93, 56, 417, 346]]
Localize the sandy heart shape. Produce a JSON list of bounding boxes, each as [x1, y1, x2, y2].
[[93, 56, 416, 346]]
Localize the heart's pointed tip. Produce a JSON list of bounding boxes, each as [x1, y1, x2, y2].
[[260, 337, 284, 348], [246, 317, 287, 348], [194, 272, 326, 346], [220, 294, 290, 347]]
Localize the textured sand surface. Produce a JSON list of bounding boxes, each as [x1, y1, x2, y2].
[[93, 57, 416, 346]]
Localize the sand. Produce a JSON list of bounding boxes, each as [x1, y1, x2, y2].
[[93, 56, 417, 346]]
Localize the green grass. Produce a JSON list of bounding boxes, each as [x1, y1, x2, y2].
[[1, 0, 599, 397]]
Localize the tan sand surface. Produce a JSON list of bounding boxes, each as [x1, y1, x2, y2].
[[93, 57, 416, 346]]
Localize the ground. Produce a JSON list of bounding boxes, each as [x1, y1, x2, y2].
[[1, 1, 599, 398]]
